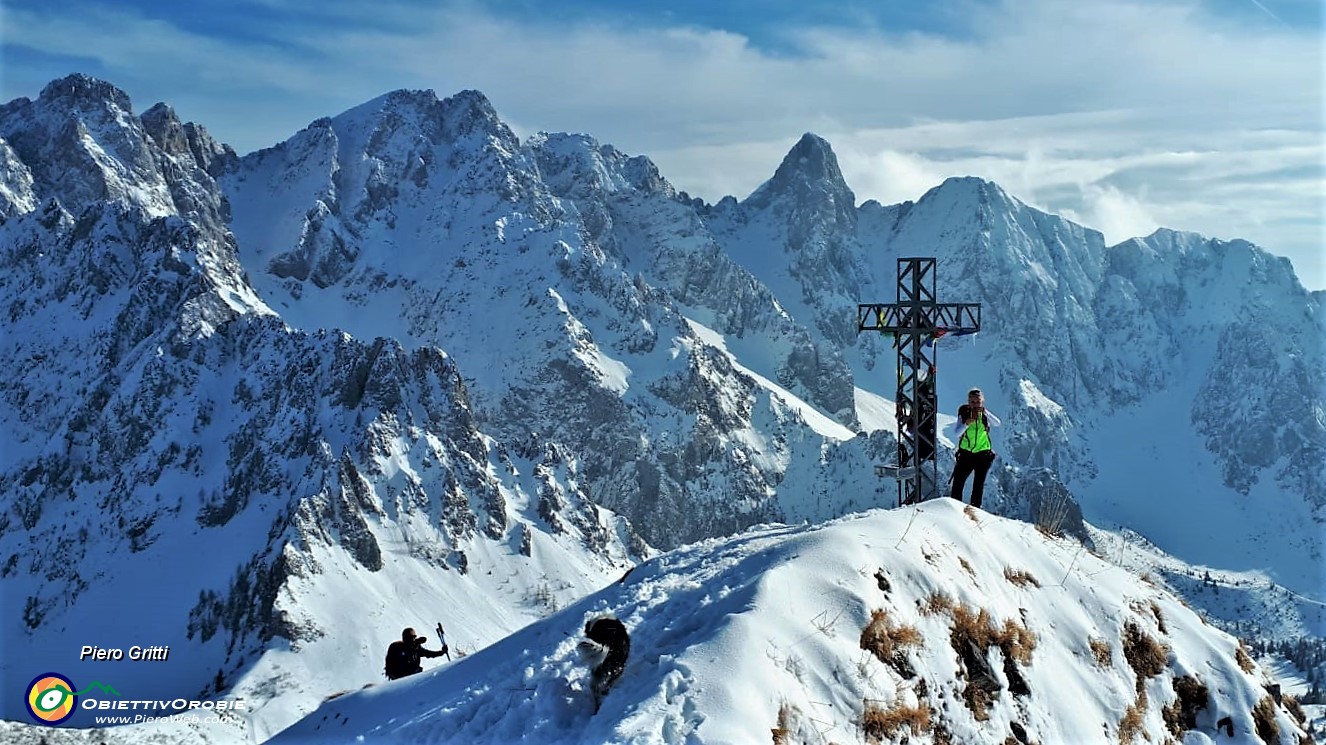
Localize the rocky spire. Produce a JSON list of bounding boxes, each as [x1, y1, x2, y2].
[[744, 132, 855, 219]]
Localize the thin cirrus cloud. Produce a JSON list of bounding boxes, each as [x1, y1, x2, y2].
[[1, 0, 1322, 288]]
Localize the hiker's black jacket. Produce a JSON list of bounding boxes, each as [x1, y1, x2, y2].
[[385, 639, 447, 680]]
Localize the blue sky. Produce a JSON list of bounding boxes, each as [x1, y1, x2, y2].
[[2, 0, 1323, 288]]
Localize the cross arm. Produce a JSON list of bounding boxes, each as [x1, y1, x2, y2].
[[857, 303, 982, 334]]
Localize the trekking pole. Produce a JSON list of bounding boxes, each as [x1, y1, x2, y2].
[[436, 622, 452, 660]]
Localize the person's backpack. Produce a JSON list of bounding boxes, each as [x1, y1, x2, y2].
[[384, 641, 413, 680]]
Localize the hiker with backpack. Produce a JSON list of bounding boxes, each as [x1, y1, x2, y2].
[[949, 387, 1000, 508], [579, 615, 630, 713], [384, 627, 449, 680]]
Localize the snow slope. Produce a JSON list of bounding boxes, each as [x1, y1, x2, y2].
[[271, 500, 1310, 744]]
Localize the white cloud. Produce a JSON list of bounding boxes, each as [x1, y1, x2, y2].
[[2, 0, 1322, 286], [1078, 183, 1162, 245]]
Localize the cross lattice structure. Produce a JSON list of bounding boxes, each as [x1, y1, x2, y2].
[[858, 257, 981, 507]]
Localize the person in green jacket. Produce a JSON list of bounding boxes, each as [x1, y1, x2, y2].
[[949, 388, 1001, 508]]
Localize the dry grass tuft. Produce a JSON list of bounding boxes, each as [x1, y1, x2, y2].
[[1162, 675, 1209, 737], [1118, 690, 1148, 744], [959, 557, 975, 576], [1033, 488, 1075, 537], [1283, 693, 1306, 725], [1252, 695, 1280, 745], [999, 618, 1038, 665], [1122, 622, 1168, 693], [1003, 567, 1042, 589], [1089, 637, 1113, 667], [860, 608, 923, 677], [945, 601, 1039, 720], [951, 604, 995, 648], [921, 590, 954, 616], [862, 699, 931, 742], [964, 505, 980, 522], [1235, 641, 1256, 673], [949, 605, 1038, 664]]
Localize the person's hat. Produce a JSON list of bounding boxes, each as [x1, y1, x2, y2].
[[967, 388, 982, 397]]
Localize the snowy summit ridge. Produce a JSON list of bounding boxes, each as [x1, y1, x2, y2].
[[272, 501, 1312, 744]]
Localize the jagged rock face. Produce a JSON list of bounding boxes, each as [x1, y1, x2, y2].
[[0, 75, 235, 230], [749, 168, 1322, 531], [873, 177, 1113, 409], [1108, 231, 1326, 504], [0, 139, 36, 218], [0, 78, 646, 732], [999, 378, 1094, 480], [221, 95, 881, 550], [740, 134, 868, 343], [527, 131, 860, 425]]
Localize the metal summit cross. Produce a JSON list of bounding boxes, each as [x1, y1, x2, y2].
[[858, 257, 981, 507]]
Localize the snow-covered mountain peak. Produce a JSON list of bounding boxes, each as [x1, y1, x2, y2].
[[885, 171, 1108, 309], [1112, 228, 1312, 311], [528, 132, 673, 199], [321, 86, 517, 161], [36, 73, 135, 119], [337, 87, 514, 156], [746, 131, 855, 216], [437, 88, 512, 142], [699, 134, 871, 363], [222, 84, 544, 290], [0, 73, 229, 222], [895, 176, 1070, 264], [929, 174, 1016, 206], [777, 131, 843, 181]]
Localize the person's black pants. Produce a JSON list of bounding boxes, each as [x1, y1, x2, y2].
[[950, 449, 995, 508]]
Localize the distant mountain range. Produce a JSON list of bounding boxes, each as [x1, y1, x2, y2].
[[1, 74, 1321, 741]]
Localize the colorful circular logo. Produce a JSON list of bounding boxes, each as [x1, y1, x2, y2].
[[26, 672, 77, 725]]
